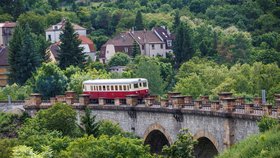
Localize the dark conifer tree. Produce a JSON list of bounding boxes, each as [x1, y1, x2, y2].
[[58, 20, 85, 69], [132, 40, 141, 57], [8, 24, 24, 84], [173, 22, 194, 66], [135, 11, 144, 30], [173, 10, 180, 31], [17, 24, 41, 85]]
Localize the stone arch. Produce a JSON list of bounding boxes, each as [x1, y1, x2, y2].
[[193, 130, 219, 158], [143, 123, 172, 154]]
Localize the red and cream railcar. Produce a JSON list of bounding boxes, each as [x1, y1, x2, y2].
[[82, 78, 149, 99]]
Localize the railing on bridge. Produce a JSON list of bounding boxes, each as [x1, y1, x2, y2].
[[22, 91, 280, 118]]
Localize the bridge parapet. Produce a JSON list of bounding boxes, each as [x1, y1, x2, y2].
[[22, 91, 280, 119]]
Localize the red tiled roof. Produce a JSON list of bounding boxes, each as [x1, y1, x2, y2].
[[0, 47, 9, 66], [79, 35, 95, 52]]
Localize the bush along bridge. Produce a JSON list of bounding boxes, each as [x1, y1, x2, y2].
[[11, 92, 280, 158]]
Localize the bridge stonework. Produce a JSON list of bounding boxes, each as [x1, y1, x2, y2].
[[8, 91, 280, 156], [75, 105, 259, 152]]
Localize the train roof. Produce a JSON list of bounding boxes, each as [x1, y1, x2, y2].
[[83, 78, 147, 85]]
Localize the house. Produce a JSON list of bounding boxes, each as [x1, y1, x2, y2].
[[45, 19, 87, 43], [0, 22, 16, 46], [109, 66, 127, 73], [100, 32, 134, 63], [100, 27, 172, 63], [46, 35, 96, 62], [152, 26, 174, 53], [0, 46, 9, 87]]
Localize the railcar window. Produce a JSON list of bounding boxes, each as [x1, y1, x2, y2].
[[124, 85, 126, 91], [143, 82, 147, 87], [127, 85, 130, 90], [107, 85, 110, 91], [119, 85, 122, 91], [111, 85, 114, 91], [139, 82, 142, 87], [103, 86, 106, 91], [99, 86, 101, 91], [134, 83, 139, 88], [91, 86, 93, 91], [115, 85, 118, 91]]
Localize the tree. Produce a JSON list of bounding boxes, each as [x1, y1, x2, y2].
[[135, 59, 164, 95], [135, 11, 144, 30], [59, 135, 153, 158], [36, 103, 79, 137], [108, 52, 131, 67], [217, 125, 280, 158], [81, 108, 100, 137], [172, 10, 180, 31], [173, 22, 195, 66], [98, 120, 124, 137], [8, 24, 24, 84], [58, 20, 85, 69], [16, 24, 41, 85], [132, 40, 141, 57], [12, 145, 53, 158], [67, 68, 110, 94], [33, 63, 67, 98], [163, 129, 197, 158], [257, 116, 279, 133]]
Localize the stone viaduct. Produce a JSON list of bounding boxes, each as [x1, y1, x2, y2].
[[3, 92, 280, 158]]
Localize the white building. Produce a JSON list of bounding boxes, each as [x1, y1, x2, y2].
[[45, 20, 86, 43]]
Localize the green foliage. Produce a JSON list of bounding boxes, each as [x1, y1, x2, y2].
[[59, 135, 153, 158], [217, 125, 280, 158], [175, 57, 280, 100], [173, 22, 195, 66], [33, 63, 67, 98], [132, 40, 141, 57], [67, 68, 110, 94], [36, 103, 79, 137], [257, 116, 279, 133], [58, 20, 85, 69], [98, 120, 123, 137], [81, 108, 100, 137], [8, 24, 42, 85], [0, 84, 32, 101], [163, 129, 197, 158], [108, 52, 131, 67], [0, 138, 18, 158], [12, 145, 53, 158], [0, 112, 27, 138], [135, 10, 144, 30], [135, 58, 165, 95]]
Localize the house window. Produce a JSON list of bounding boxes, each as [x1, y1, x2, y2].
[[160, 44, 163, 49], [48, 35, 51, 41], [124, 47, 128, 52], [167, 40, 172, 47], [151, 44, 155, 50], [142, 45, 144, 50]]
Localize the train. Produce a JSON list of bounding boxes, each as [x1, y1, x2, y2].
[[82, 78, 149, 100]]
